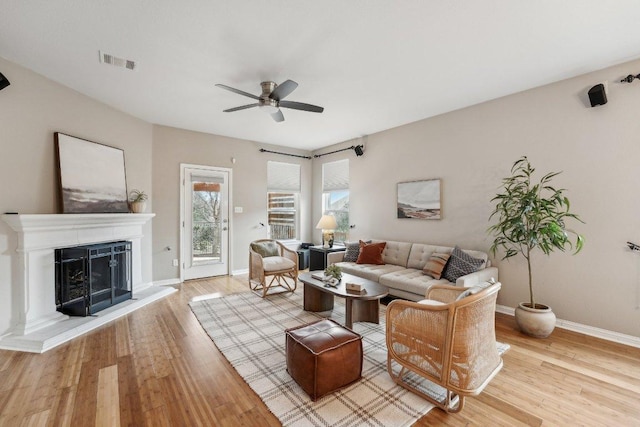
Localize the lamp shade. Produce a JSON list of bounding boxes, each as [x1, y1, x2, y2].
[[315, 214, 337, 230]]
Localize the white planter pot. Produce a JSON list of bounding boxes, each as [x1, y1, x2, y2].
[[514, 302, 556, 338], [130, 201, 146, 213]]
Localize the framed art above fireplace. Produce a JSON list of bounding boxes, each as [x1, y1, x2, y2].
[[55, 133, 129, 213]]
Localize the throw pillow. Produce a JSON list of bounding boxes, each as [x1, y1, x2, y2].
[[422, 253, 451, 279], [250, 241, 279, 258], [343, 242, 361, 263], [455, 286, 484, 301], [356, 240, 386, 265], [442, 246, 485, 282]]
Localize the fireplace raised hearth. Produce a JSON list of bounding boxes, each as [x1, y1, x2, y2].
[[55, 241, 132, 316]]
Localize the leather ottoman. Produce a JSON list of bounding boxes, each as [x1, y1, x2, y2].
[[285, 319, 363, 401]]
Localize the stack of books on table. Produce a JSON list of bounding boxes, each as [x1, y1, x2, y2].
[[311, 272, 325, 281]]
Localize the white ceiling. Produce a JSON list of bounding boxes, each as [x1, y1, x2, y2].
[[2, 1, 640, 151]]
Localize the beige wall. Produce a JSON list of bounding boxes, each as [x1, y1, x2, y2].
[[0, 56, 153, 335], [151, 125, 312, 281], [3, 52, 640, 338], [313, 59, 640, 337]]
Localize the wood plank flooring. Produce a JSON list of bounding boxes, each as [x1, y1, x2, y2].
[[0, 275, 638, 426]]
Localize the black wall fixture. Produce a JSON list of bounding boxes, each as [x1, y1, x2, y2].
[[0, 72, 10, 91], [588, 83, 607, 107]]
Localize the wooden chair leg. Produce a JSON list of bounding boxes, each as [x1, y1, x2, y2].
[[252, 271, 297, 298], [387, 357, 464, 413]]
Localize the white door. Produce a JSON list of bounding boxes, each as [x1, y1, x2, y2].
[[181, 165, 231, 280]]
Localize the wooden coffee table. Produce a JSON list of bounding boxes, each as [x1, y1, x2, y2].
[[299, 271, 389, 329]]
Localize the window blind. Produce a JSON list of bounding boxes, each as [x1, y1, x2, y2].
[[322, 159, 349, 192], [267, 161, 301, 192]]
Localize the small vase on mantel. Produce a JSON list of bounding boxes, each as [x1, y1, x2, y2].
[[130, 201, 146, 213], [128, 189, 148, 213]]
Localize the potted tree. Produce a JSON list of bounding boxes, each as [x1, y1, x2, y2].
[[488, 156, 584, 338], [129, 189, 148, 213]]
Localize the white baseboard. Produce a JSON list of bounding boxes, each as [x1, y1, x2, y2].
[[153, 278, 182, 287], [496, 304, 640, 349], [232, 268, 249, 276]]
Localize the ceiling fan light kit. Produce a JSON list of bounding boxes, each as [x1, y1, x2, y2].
[[216, 79, 324, 122]]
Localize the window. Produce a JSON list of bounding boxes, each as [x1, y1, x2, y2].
[[322, 159, 349, 243], [267, 161, 300, 240]]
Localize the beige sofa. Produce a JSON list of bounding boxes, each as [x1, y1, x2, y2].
[[326, 240, 498, 301]]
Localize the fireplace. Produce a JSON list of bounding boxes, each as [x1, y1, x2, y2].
[[0, 213, 179, 353], [55, 241, 132, 316]]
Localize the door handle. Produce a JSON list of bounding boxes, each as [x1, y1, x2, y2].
[[223, 227, 228, 231]]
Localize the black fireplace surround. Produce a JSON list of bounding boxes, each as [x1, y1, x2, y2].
[[55, 241, 132, 316]]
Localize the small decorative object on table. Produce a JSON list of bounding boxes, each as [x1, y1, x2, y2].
[[324, 265, 342, 282], [346, 282, 364, 293], [129, 189, 148, 213]]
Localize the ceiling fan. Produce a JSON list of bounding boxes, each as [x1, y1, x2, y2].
[[215, 79, 324, 123]]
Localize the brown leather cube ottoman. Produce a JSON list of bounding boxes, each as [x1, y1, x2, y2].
[[285, 319, 363, 401]]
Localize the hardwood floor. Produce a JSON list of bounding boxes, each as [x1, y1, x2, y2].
[[0, 275, 638, 426]]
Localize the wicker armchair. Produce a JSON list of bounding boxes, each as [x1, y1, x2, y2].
[[249, 239, 298, 297], [386, 282, 502, 413]]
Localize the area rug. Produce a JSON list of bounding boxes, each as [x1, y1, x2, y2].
[[190, 291, 509, 427]]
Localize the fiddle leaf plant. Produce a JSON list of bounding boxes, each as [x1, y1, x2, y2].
[[488, 156, 584, 309]]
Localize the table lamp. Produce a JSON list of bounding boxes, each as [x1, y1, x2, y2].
[[316, 215, 337, 248]]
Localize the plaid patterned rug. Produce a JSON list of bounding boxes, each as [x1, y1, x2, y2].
[[190, 290, 508, 426]]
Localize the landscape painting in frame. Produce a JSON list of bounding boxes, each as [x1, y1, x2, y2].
[[397, 179, 441, 219], [55, 133, 129, 213]]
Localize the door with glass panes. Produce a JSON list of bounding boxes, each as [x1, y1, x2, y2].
[[181, 165, 230, 280]]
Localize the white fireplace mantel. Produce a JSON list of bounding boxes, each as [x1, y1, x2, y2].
[[1, 213, 175, 352], [3, 213, 156, 251]]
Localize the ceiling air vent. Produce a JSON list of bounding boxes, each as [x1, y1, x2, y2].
[[99, 51, 136, 71]]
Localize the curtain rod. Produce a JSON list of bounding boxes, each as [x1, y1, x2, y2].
[[314, 144, 364, 158], [313, 146, 355, 158], [259, 148, 311, 160]]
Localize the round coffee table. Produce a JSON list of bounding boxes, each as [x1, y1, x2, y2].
[[299, 271, 389, 329]]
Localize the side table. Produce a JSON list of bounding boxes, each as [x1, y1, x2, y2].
[[309, 246, 344, 271]]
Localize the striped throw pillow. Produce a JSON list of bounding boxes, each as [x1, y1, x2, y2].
[[422, 253, 450, 279]]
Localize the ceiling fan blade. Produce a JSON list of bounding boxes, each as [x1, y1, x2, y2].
[[279, 101, 324, 113], [269, 80, 298, 101], [271, 109, 285, 122], [223, 103, 258, 112], [215, 84, 260, 100]]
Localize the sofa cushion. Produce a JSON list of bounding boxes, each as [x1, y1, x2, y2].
[[356, 241, 386, 264], [379, 268, 449, 297], [442, 247, 485, 282], [335, 262, 406, 282], [251, 241, 279, 257], [375, 240, 412, 267], [343, 242, 361, 262], [422, 253, 451, 279], [407, 244, 453, 270]]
